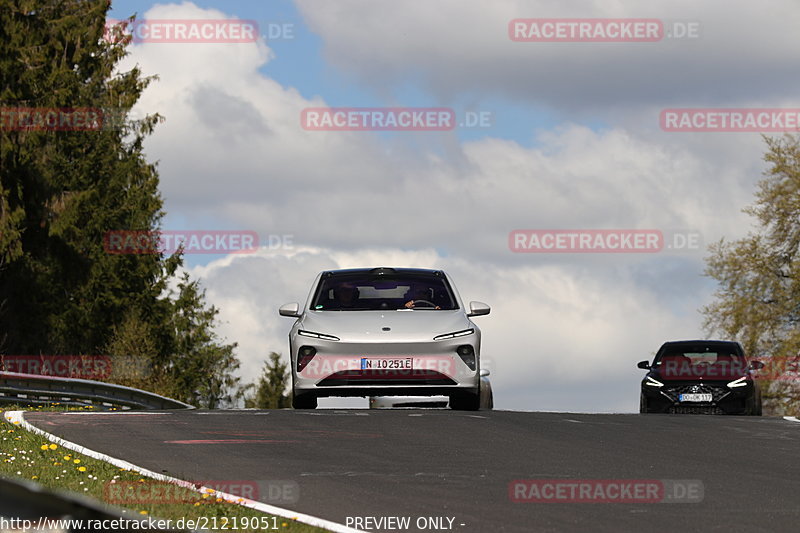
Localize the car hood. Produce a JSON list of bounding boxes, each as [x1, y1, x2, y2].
[[297, 310, 474, 342]]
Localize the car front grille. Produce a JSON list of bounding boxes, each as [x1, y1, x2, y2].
[[663, 384, 730, 403]]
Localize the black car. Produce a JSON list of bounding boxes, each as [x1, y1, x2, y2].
[[638, 340, 763, 415]]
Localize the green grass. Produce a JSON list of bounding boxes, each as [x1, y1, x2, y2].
[[1, 407, 329, 533]]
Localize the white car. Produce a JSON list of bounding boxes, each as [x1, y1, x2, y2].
[[279, 267, 490, 409]]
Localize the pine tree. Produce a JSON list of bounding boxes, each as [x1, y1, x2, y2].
[[244, 352, 290, 409], [0, 0, 241, 407]]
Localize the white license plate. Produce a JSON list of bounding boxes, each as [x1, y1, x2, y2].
[[679, 393, 712, 402], [360, 357, 413, 370]]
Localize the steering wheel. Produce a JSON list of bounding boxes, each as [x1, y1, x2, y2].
[[410, 299, 438, 308]]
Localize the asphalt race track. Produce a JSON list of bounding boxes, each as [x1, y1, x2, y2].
[[21, 410, 800, 533]]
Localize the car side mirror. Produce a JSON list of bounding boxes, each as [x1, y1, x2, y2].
[[467, 301, 491, 317], [749, 360, 765, 370], [480, 368, 490, 377], [279, 302, 301, 317], [637, 360, 650, 370]]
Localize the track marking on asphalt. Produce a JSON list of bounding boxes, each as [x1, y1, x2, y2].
[[563, 419, 584, 423], [165, 439, 302, 444], [4, 411, 366, 533], [58, 412, 173, 415], [195, 410, 271, 414], [298, 411, 370, 416], [784, 416, 800, 423], [464, 415, 486, 419]]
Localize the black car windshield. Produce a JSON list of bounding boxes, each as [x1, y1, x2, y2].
[[656, 348, 745, 366], [311, 272, 457, 311]]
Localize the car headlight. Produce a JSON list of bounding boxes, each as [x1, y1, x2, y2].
[[727, 376, 749, 388], [645, 376, 664, 387], [298, 330, 340, 341], [433, 328, 474, 341]]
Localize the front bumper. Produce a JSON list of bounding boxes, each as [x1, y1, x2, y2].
[[290, 336, 480, 398], [641, 380, 755, 415]]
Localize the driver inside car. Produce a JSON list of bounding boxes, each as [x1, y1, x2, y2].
[[404, 285, 441, 309], [332, 282, 360, 308]]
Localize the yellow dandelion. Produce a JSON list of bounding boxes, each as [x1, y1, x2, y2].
[[78, 466, 86, 472], [31, 476, 38, 480], [139, 510, 148, 515], [73, 459, 81, 464], [193, 502, 201, 507], [48, 444, 57, 450], [40, 444, 49, 450]]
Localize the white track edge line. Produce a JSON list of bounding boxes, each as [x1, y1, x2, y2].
[[784, 416, 800, 423], [4, 411, 364, 533]]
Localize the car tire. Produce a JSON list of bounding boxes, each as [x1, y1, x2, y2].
[[639, 393, 649, 414], [292, 392, 317, 409], [754, 388, 763, 416], [747, 396, 762, 416], [450, 390, 480, 411]]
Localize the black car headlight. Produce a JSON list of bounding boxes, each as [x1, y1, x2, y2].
[[727, 376, 750, 388], [644, 376, 664, 387]]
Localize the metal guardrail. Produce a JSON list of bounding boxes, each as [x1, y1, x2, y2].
[[0, 475, 193, 532], [0, 372, 194, 410]]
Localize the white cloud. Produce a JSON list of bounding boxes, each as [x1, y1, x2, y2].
[[295, 0, 800, 113], [117, 2, 778, 411]]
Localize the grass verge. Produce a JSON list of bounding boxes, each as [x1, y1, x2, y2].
[[0, 406, 330, 533]]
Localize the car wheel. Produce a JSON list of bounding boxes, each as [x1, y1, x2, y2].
[[639, 393, 649, 414], [755, 389, 763, 416], [450, 391, 480, 411], [292, 392, 317, 409], [748, 395, 762, 416]]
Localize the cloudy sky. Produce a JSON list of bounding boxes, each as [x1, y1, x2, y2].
[[108, 0, 800, 411]]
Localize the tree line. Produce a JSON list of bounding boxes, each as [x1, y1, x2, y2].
[[0, 0, 289, 408]]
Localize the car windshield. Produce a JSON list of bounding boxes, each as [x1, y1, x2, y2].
[[311, 272, 457, 311], [656, 348, 745, 366]]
